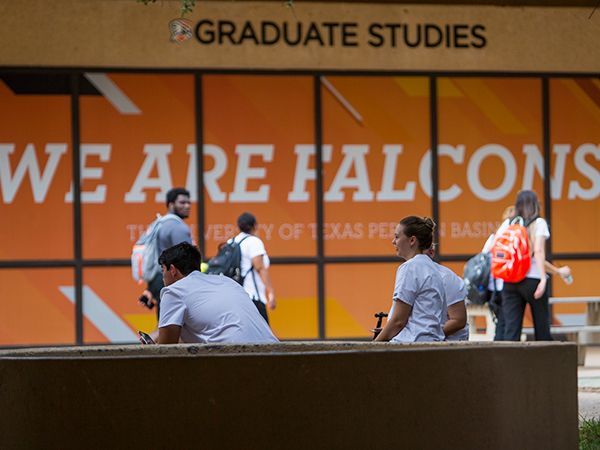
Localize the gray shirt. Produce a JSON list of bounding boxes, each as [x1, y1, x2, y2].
[[157, 214, 192, 254]]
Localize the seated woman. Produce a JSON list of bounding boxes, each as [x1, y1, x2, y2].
[[375, 216, 446, 343]]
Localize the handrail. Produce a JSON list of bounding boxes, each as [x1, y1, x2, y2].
[[549, 297, 600, 304], [522, 325, 600, 334]]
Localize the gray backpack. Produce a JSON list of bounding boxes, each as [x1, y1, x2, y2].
[[463, 252, 491, 305], [131, 214, 181, 283]]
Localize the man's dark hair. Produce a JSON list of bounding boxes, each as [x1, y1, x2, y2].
[[165, 187, 190, 207], [237, 212, 257, 233], [158, 242, 202, 276]]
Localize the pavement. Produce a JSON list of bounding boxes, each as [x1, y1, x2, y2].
[[578, 348, 600, 421]]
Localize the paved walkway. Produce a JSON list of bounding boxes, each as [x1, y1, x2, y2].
[[578, 348, 600, 421]]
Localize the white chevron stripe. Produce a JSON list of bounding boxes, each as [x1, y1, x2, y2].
[[84, 73, 141, 115], [59, 285, 138, 342]]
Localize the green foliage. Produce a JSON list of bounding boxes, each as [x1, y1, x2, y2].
[[137, 0, 294, 17], [137, 0, 197, 17], [580, 417, 600, 450]]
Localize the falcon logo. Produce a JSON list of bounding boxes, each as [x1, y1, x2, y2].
[[169, 19, 193, 43]]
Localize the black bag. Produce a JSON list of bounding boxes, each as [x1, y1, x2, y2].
[[463, 252, 491, 305], [206, 236, 250, 284]]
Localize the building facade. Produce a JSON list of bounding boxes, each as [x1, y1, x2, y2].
[[0, 0, 598, 344]]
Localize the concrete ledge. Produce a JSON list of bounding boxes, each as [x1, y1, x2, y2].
[[0, 342, 578, 449]]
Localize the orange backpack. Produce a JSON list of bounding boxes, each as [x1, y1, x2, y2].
[[490, 217, 533, 283]]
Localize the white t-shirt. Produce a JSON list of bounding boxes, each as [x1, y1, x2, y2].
[[159, 271, 278, 344], [436, 263, 469, 341], [491, 217, 550, 280], [390, 254, 446, 343], [234, 232, 270, 304]]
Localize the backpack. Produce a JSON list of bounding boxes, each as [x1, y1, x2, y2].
[[463, 252, 491, 305], [490, 216, 533, 283], [206, 235, 250, 284], [131, 214, 181, 284]]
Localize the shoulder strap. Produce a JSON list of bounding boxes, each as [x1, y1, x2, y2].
[[249, 268, 261, 302], [240, 234, 258, 279], [509, 216, 524, 226]]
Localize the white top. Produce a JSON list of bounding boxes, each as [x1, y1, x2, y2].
[[482, 233, 504, 291], [390, 254, 446, 343], [159, 271, 278, 344], [234, 232, 270, 304], [492, 217, 550, 280], [436, 263, 469, 341]]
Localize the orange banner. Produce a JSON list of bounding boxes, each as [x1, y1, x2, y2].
[[0, 73, 598, 343]]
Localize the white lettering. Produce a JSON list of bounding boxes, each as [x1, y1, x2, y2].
[[185, 144, 198, 202], [287, 144, 332, 202], [0, 143, 67, 204], [376, 145, 416, 201], [521, 144, 570, 199], [467, 144, 516, 201], [229, 144, 273, 202], [65, 144, 111, 203], [418, 145, 464, 201], [568, 144, 600, 199], [325, 145, 374, 201], [202, 144, 228, 203], [124, 144, 173, 203]]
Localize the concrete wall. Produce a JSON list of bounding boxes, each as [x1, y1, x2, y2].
[[0, 342, 578, 449]]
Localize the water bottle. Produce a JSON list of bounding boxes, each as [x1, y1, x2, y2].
[[562, 273, 573, 285]]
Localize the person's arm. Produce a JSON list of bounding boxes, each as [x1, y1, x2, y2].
[[156, 287, 185, 343], [533, 235, 547, 299], [157, 325, 181, 344], [444, 301, 467, 337], [374, 301, 412, 342], [544, 261, 572, 280], [251, 255, 276, 310]]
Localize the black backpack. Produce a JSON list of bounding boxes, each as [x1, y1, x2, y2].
[[206, 236, 250, 284], [463, 252, 491, 305]]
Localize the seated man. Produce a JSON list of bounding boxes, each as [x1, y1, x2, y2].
[[157, 242, 279, 345]]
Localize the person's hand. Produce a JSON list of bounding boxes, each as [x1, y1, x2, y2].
[[139, 290, 158, 309], [534, 278, 547, 299], [371, 328, 382, 340], [266, 289, 276, 310], [557, 265, 571, 279]]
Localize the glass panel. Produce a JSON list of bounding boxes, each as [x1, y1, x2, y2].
[[325, 262, 399, 339], [437, 77, 543, 255], [203, 75, 315, 258], [80, 73, 196, 258], [0, 268, 75, 346], [269, 264, 318, 340], [0, 73, 73, 260], [83, 267, 154, 344], [322, 76, 431, 256], [550, 78, 600, 253]]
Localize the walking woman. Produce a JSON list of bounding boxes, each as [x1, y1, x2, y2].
[[375, 216, 446, 342], [501, 190, 552, 341]]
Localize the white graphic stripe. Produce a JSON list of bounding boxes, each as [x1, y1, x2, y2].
[[84, 73, 141, 115], [320, 76, 363, 124], [59, 285, 138, 342]]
